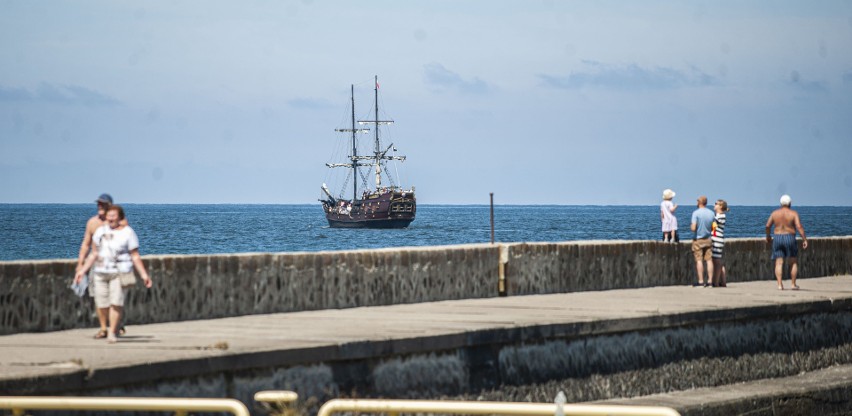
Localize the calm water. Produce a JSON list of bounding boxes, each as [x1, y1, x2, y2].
[[1, 204, 850, 261]]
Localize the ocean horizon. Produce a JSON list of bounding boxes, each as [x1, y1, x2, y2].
[[2, 204, 850, 261]]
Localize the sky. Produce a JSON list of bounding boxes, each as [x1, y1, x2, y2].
[[1, 0, 851, 205]]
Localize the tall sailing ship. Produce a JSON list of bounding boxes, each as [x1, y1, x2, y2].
[[320, 76, 416, 228]]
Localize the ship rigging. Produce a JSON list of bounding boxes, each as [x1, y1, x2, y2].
[[320, 76, 416, 228]]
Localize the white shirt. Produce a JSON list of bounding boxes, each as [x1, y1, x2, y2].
[[93, 225, 139, 274]]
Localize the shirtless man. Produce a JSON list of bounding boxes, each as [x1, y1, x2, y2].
[[77, 193, 128, 337], [765, 194, 808, 290]]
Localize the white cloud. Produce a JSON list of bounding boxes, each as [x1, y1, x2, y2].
[[423, 63, 492, 95], [537, 61, 720, 90], [0, 83, 120, 107], [787, 70, 828, 93], [287, 97, 334, 110]]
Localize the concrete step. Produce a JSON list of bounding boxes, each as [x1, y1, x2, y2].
[[593, 364, 852, 415]]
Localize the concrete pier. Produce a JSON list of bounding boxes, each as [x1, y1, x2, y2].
[[3, 237, 850, 335], [3, 237, 851, 414], [2, 275, 851, 414]]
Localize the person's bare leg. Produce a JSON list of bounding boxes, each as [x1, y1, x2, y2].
[[112, 307, 123, 335], [789, 257, 799, 289], [696, 260, 705, 285], [712, 259, 722, 285], [107, 306, 122, 343], [721, 265, 727, 286], [94, 278, 108, 335], [97, 307, 109, 334], [775, 258, 785, 289], [706, 259, 715, 286]]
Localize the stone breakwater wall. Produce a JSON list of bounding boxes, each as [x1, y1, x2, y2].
[[505, 236, 852, 295], [2, 237, 850, 335], [0, 244, 499, 335]]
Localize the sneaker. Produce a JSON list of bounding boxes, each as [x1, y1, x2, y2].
[[107, 332, 117, 344]]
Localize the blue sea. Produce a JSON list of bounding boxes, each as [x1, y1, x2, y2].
[[1, 204, 850, 261]]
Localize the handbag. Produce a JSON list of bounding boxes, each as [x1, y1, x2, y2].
[[70, 274, 89, 297], [118, 271, 138, 287]]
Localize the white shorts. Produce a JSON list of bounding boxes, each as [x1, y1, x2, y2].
[[94, 273, 128, 308]]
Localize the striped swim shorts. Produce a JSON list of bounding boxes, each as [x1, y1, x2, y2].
[[771, 234, 798, 260]]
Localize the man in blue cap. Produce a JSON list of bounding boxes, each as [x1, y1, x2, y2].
[[76, 193, 128, 338]]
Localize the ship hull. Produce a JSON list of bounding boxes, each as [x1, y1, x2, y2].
[[327, 217, 414, 229], [322, 191, 416, 229]]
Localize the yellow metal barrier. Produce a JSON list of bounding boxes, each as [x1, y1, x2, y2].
[[254, 390, 299, 416], [317, 398, 681, 416], [0, 396, 250, 416], [255, 390, 298, 405]]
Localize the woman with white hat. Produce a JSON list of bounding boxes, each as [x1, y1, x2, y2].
[[661, 189, 678, 242]]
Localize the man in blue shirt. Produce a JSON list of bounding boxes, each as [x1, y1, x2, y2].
[[691, 195, 716, 287]]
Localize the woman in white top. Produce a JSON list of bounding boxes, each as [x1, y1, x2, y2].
[[660, 189, 679, 242], [75, 205, 152, 343], [711, 199, 729, 287]]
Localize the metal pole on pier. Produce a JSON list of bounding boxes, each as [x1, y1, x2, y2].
[[492, 192, 507, 296]]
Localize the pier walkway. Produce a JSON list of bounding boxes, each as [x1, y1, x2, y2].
[[2, 275, 851, 412]]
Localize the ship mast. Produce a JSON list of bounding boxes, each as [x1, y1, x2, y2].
[[330, 85, 369, 201], [328, 76, 406, 197], [350, 85, 358, 201], [374, 75, 381, 188], [357, 75, 405, 191]]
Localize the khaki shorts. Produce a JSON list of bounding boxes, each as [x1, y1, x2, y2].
[[692, 238, 713, 262], [94, 273, 128, 308]]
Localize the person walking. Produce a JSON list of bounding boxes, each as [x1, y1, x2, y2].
[[766, 194, 808, 290], [77, 193, 127, 337], [711, 199, 729, 287], [75, 205, 152, 343], [691, 196, 715, 287], [77, 194, 115, 277], [661, 189, 679, 242]]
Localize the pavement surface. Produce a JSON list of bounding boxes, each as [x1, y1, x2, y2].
[[1, 275, 850, 395]]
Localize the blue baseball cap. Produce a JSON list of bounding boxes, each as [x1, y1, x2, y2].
[[95, 193, 113, 204]]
